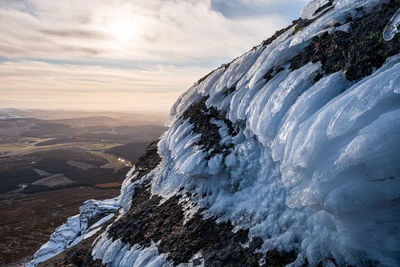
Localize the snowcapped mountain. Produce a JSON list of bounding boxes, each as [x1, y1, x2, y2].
[[29, 0, 400, 266]]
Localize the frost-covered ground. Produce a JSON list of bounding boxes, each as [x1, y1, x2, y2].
[[29, 0, 400, 266]]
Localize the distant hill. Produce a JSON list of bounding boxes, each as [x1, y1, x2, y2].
[[0, 109, 168, 125], [105, 142, 150, 163]]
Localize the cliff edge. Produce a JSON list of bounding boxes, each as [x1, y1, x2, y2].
[[29, 0, 400, 266]]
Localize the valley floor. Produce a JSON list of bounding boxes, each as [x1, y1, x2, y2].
[[0, 186, 119, 266]]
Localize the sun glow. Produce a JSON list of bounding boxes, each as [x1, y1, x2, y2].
[[109, 20, 136, 40]]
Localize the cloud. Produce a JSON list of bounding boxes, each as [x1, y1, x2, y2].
[[39, 29, 106, 39], [211, 0, 309, 18], [0, 0, 295, 63], [0, 60, 210, 112], [0, 0, 307, 111]]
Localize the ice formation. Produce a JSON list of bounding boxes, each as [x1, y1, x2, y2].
[[92, 236, 171, 267], [151, 59, 400, 266], [384, 7, 400, 41], [301, 0, 332, 19], [92, 234, 204, 267], [119, 166, 140, 214], [29, 0, 400, 266], [151, 0, 400, 265], [27, 198, 119, 266]]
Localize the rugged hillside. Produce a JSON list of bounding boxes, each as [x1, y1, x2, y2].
[[29, 0, 400, 266]]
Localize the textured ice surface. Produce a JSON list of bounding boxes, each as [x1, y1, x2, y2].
[[334, 0, 387, 10], [167, 68, 226, 127], [79, 198, 119, 230], [301, 0, 331, 19], [27, 198, 119, 267], [119, 166, 139, 214], [148, 0, 400, 264], [92, 235, 171, 267], [384, 7, 400, 41]]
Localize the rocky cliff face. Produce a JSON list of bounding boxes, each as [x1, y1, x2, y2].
[[30, 0, 400, 266]]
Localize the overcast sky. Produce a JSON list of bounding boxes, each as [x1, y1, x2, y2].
[[0, 0, 308, 112]]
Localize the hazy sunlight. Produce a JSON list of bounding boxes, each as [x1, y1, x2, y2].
[[109, 20, 137, 40]]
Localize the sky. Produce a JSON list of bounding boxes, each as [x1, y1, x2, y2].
[[0, 0, 308, 113]]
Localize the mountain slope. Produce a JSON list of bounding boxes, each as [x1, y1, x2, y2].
[[30, 0, 400, 266]]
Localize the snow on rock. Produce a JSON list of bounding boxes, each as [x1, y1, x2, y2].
[[27, 198, 119, 267]]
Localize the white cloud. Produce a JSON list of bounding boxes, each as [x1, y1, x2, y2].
[[0, 60, 209, 111], [0, 0, 306, 111], [0, 0, 291, 63]]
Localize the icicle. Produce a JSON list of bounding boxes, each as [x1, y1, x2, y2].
[[383, 7, 400, 41], [301, 0, 331, 19]]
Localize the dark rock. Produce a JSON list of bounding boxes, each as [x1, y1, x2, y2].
[[63, 242, 104, 267], [249, 236, 264, 251], [131, 140, 161, 182], [107, 180, 265, 266], [291, 1, 400, 81], [262, 24, 294, 47], [182, 97, 238, 159], [313, 0, 334, 16], [108, 186, 183, 247], [263, 67, 284, 82], [262, 249, 298, 267], [223, 84, 237, 96], [38, 225, 107, 267]]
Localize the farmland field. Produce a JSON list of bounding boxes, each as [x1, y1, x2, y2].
[[0, 109, 167, 266]]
